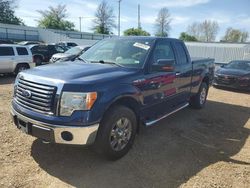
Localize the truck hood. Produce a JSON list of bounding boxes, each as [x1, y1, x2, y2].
[[216, 68, 250, 76], [52, 53, 70, 58], [20, 61, 138, 85]]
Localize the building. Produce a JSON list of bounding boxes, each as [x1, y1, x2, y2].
[[186, 42, 250, 64]]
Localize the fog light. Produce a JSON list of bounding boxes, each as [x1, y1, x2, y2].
[[61, 131, 73, 141]]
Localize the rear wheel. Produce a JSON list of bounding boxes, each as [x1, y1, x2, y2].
[[14, 64, 29, 75], [94, 105, 137, 160], [34, 56, 42, 66], [189, 82, 208, 109]]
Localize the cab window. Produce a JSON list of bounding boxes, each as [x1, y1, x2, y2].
[[152, 41, 174, 65], [0, 47, 14, 56]]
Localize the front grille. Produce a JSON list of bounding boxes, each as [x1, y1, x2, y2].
[[216, 75, 236, 85], [15, 78, 57, 114]]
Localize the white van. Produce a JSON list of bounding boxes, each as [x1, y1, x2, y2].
[[0, 44, 35, 74]]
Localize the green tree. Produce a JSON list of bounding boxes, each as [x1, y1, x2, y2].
[[37, 4, 75, 30], [123, 28, 150, 36], [222, 27, 249, 43], [155, 7, 171, 37], [179, 32, 198, 41], [92, 1, 116, 34], [0, 0, 23, 25]]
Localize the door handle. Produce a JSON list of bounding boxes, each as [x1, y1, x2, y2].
[[175, 72, 181, 76]]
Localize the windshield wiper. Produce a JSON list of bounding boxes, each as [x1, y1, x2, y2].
[[76, 57, 88, 63], [94, 60, 123, 67]]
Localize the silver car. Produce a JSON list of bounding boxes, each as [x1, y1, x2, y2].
[[50, 45, 90, 63], [0, 44, 35, 74]]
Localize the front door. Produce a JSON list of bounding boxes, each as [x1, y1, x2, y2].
[[136, 40, 178, 122]]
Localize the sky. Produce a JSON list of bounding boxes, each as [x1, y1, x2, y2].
[[15, 0, 250, 41]]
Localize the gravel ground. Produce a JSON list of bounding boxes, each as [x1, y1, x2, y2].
[[0, 75, 249, 188]]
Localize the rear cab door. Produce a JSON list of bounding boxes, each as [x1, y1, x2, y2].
[[172, 41, 192, 105], [0, 46, 15, 73]]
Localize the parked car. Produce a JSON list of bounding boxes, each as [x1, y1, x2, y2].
[[57, 41, 78, 48], [11, 37, 214, 160], [30, 44, 66, 65], [50, 45, 90, 63], [214, 60, 250, 90], [18, 41, 42, 45], [0, 39, 14, 44], [0, 44, 35, 74]]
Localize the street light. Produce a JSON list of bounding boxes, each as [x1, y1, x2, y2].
[[118, 0, 122, 36]]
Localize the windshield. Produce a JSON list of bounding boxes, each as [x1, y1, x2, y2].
[[79, 38, 154, 68], [65, 46, 82, 55], [225, 61, 250, 71]]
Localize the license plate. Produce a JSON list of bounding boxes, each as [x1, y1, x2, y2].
[[17, 119, 29, 134]]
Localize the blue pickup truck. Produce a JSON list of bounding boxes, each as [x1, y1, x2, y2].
[[11, 37, 214, 160]]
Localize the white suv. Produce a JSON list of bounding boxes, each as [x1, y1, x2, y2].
[[0, 44, 35, 74]]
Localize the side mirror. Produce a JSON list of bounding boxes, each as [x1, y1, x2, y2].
[[220, 64, 225, 68], [152, 59, 175, 72]]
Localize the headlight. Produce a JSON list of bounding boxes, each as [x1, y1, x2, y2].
[[60, 92, 97, 116], [238, 76, 250, 81]]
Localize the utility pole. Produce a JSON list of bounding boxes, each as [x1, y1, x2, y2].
[[118, 0, 122, 36], [79, 17, 82, 32], [138, 4, 141, 29]]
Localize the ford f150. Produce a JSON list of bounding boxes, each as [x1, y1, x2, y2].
[[11, 37, 214, 160]]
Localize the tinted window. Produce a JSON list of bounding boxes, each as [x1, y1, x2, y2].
[[68, 43, 77, 47], [175, 42, 188, 64], [16, 47, 28, 55], [225, 61, 250, 71], [55, 46, 65, 53], [152, 41, 174, 64], [0, 47, 14, 56]]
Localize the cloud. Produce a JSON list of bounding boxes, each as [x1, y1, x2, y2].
[[151, 0, 210, 8], [171, 16, 190, 25]]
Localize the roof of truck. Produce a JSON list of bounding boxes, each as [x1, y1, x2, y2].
[[111, 36, 182, 42]]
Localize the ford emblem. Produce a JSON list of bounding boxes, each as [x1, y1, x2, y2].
[[22, 90, 32, 98]]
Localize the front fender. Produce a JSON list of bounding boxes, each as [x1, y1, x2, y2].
[[88, 84, 143, 123]]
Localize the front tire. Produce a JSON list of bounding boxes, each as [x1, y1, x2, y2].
[[189, 82, 208, 109], [94, 105, 137, 160], [14, 64, 29, 75]]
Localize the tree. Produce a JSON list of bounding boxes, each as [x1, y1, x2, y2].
[[155, 7, 171, 37], [92, 1, 116, 34], [222, 27, 249, 43], [37, 4, 75, 30], [187, 20, 219, 42], [201, 20, 219, 42], [179, 32, 198, 41], [123, 28, 150, 36], [0, 0, 23, 25]]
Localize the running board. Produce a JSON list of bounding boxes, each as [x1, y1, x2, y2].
[[145, 103, 189, 126]]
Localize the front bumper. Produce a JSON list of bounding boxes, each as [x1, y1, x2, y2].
[[213, 77, 250, 90], [11, 107, 99, 145]]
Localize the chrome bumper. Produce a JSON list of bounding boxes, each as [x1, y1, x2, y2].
[[11, 107, 99, 145]]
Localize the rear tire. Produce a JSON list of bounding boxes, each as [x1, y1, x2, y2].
[[14, 64, 29, 75], [189, 82, 208, 109], [94, 105, 137, 160], [34, 56, 42, 66]]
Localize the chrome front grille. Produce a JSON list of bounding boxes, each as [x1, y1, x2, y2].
[[15, 78, 57, 114]]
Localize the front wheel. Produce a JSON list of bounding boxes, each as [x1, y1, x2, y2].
[[14, 64, 29, 75], [94, 105, 137, 160], [189, 82, 208, 109]]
